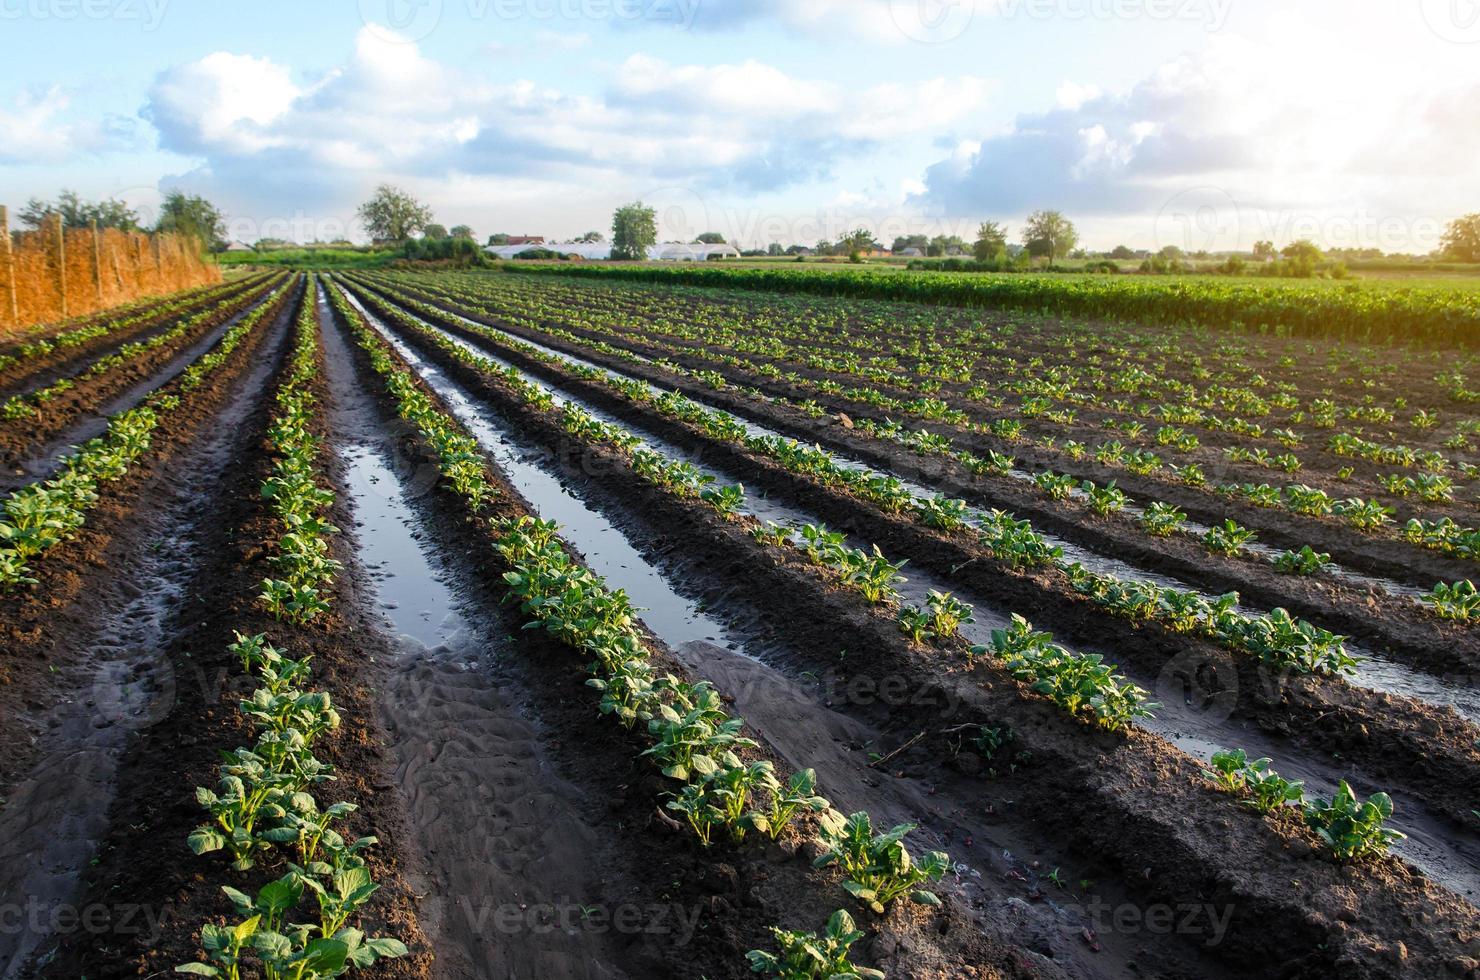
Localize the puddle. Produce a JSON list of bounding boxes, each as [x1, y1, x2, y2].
[[322, 292, 636, 979]]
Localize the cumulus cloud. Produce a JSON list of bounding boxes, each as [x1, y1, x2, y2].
[[913, 18, 1480, 250], [0, 87, 136, 164], [143, 26, 992, 207]]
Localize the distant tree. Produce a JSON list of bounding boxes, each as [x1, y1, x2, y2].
[[449, 224, 474, 239], [156, 191, 228, 251], [928, 234, 967, 257], [576, 230, 605, 243], [487, 232, 511, 246], [1108, 244, 1135, 259], [611, 202, 658, 260], [973, 221, 1008, 262], [1281, 239, 1324, 262], [253, 237, 292, 250], [815, 239, 834, 256], [696, 231, 726, 244], [841, 228, 877, 255], [1440, 214, 1480, 263], [423, 223, 449, 240], [1022, 210, 1078, 263], [1252, 240, 1277, 261], [891, 234, 930, 254], [1158, 245, 1184, 260], [767, 242, 784, 256], [357, 184, 433, 243], [20, 190, 141, 232]]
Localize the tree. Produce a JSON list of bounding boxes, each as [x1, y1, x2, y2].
[[611, 202, 657, 260], [891, 234, 929, 254], [1252, 240, 1277, 261], [973, 221, 1008, 262], [21, 190, 142, 232], [486, 233, 510, 246], [1281, 239, 1323, 263], [1108, 244, 1135, 260], [576, 230, 605, 243], [1157, 245, 1184, 260], [450, 224, 474, 240], [1021, 210, 1078, 263], [767, 242, 784, 256], [696, 231, 726, 244], [841, 228, 877, 256], [156, 191, 228, 251], [422, 223, 448, 240], [357, 184, 433, 243], [928, 234, 967, 257], [1440, 214, 1480, 263]]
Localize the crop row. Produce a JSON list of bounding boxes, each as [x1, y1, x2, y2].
[[348, 278, 1360, 678], [180, 280, 408, 978], [416, 268, 1475, 469], [368, 271, 1473, 581], [346, 276, 1409, 872], [0, 274, 269, 374], [505, 263, 1480, 348], [2, 274, 281, 421], [0, 277, 295, 590], [327, 280, 954, 975]]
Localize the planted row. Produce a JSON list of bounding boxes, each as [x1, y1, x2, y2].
[[0, 276, 296, 590]]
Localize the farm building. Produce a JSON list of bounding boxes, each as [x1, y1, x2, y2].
[[485, 242, 741, 261]]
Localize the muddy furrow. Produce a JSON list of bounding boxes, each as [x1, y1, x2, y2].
[[340, 276, 1480, 811], [0, 281, 301, 978], [345, 278, 1480, 897], [384, 273, 1478, 596], [34, 282, 432, 979], [334, 279, 1480, 979], [327, 285, 1058, 980], [371, 275, 1476, 643]]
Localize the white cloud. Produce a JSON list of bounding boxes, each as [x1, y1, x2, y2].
[[914, 13, 1480, 251], [0, 87, 135, 164], [143, 27, 994, 221]]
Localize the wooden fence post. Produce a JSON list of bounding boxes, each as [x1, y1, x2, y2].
[[91, 220, 104, 305], [0, 206, 16, 330], [53, 212, 67, 319]]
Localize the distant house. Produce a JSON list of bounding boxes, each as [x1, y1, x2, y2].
[[485, 241, 742, 262], [855, 248, 892, 258], [899, 247, 924, 257], [505, 235, 545, 246], [224, 241, 254, 252]]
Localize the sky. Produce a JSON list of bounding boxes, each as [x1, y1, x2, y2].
[[1, 0, 1477, 252]]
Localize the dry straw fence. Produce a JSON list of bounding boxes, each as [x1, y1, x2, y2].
[[0, 204, 221, 339]]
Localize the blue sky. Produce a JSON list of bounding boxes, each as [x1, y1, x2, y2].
[[2, 0, 1477, 250]]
